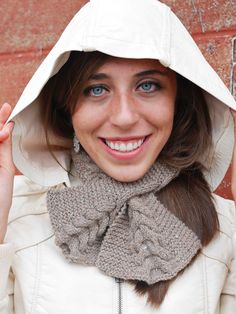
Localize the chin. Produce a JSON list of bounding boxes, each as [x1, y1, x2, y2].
[[104, 167, 149, 183]]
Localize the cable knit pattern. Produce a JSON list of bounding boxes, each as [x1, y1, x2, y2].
[[47, 150, 201, 284]]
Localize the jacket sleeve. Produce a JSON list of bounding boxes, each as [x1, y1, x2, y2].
[[220, 202, 236, 313], [0, 243, 15, 314]]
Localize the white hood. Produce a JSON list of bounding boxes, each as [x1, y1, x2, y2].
[[8, 0, 236, 189]]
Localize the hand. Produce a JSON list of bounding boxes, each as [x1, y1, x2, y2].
[[231, 110, 236, 202], [0, 103, 15, 243]]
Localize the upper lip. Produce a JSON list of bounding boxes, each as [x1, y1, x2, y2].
[[101, 135, 150, 141]]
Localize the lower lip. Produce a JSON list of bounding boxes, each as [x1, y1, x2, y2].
[[99, 136, 151, 160]]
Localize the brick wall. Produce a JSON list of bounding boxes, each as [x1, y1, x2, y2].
[[1, 0, 236, 198]]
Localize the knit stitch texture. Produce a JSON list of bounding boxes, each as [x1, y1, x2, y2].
[[47, 150, 201, 284]]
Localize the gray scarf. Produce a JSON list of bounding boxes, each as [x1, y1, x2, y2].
[[47, 150, 201, 284]]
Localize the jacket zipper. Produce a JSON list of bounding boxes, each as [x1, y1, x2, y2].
[[115, 277, 124, 314]]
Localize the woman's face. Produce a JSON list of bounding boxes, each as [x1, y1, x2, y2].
[[72, 57, 177, 182]]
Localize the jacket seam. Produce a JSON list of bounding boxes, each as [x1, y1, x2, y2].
[[202, 255, 209, 314], [15, 234, 54, 253], [8, 212, 48, 225], [13, 190, 48, 197], [218, 229, 232, 239], [200, 252, 230, 271], [112, 277, 115, 314], [217, 211, 234, 226], [29, 245, 41, 314]]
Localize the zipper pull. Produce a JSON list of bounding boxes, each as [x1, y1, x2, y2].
[[115, 277, 124, 283]]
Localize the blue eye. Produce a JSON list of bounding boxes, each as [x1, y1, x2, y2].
[[90, 86, 105, 96], [141, 82, 153, 91], [84, 85, 107, 97], [138, 81, 160, 93]]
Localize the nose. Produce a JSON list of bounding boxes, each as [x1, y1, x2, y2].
[[109, 93, 139, 129]]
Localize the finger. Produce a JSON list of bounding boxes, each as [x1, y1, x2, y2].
[[0, 103, 12, 129], [0, 121, 14, 142], [0, 121, 15, 175]]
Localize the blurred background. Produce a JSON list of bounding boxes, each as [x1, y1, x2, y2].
[[0, 0, 235, 198]]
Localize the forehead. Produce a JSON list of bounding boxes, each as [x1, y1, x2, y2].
[[95, 57, 170, 74]]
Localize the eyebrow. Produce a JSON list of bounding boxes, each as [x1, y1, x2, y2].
[[134, 69, 168, 77], [88, 69, 168, 81], [89, 73, 110, 80]]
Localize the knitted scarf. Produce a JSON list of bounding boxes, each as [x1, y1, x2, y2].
[[47, 150, 201, 284]]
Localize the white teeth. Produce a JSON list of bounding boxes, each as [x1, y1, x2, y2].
[[133, 142, 138, 149], [120, 143, 126, 152], [126, 143, 133, 151], [110, 142, 115, 149], [105, 138, 145, 152]]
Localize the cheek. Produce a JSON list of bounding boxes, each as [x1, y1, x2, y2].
[[145, 100, 175, 131], [71, 106, 105, 134]]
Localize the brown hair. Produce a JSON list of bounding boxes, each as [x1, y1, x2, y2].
[[41, 51, 218, 307]]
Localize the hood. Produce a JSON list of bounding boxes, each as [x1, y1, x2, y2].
[[8, 0, 236, 189]]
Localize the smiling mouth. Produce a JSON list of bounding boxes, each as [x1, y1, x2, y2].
[[102, 136, 149, 152]]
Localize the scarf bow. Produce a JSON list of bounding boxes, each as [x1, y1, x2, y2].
[[47, 151, 201, 284]]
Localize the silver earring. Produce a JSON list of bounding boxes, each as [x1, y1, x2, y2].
[[73, 134, 80, 153]]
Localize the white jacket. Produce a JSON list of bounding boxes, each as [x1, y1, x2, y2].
[[0, 175, 236, 314], [2, 0, 236, 313]]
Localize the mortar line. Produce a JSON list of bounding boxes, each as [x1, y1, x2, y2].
[[0, 48, 50, 60], [193, 28, 236, 40], [190, 0, 206, 33]]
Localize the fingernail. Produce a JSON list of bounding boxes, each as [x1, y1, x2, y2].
[[8, 121, 15, 131]]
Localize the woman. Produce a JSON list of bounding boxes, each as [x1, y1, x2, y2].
[[0, 0, 236, 313]]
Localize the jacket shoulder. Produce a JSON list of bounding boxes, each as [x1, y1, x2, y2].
[[9, 175, 49, 222], [5, 176, 54, 250], [212, 193, 236, 234], [201, 193, 236, 266]]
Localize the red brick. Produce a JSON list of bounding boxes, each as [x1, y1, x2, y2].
[[233, 63, 236, 98], [215, 165, 233, 199], [162, 0, 236, 34], [0, 0, 88, 53], [194, 34, 233, 88], [161, 0, 200, 33], [0, 52, 46, 106], [192, 0, 236, 33]]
